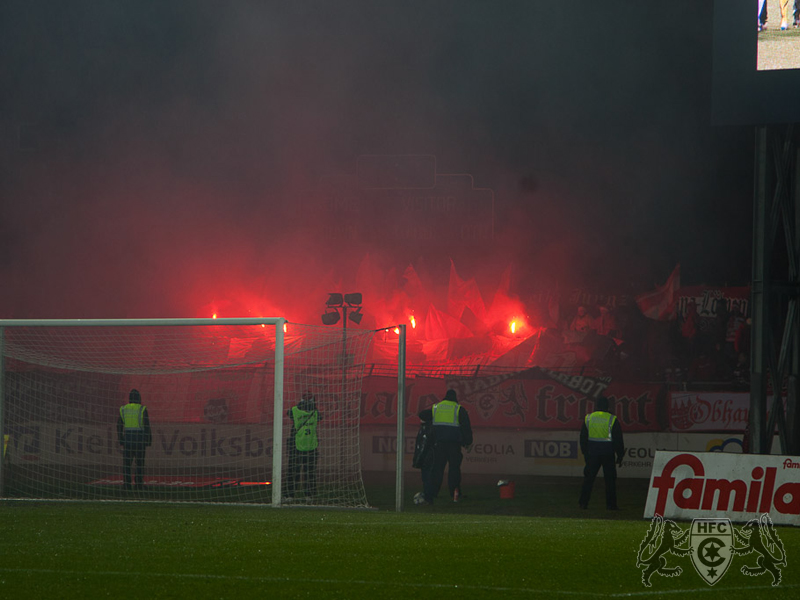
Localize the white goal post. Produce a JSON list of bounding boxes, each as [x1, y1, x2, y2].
[[0, 318, 377, 508]]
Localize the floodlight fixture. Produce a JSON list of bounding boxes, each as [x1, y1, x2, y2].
[[326, 293, 344, 307], [321, 310, 341, 325], [344, 292, 362, 306], [322, 292, 364, 329]]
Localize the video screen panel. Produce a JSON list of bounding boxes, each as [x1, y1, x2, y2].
[[757, 0, 800, 70], [713, 0, 800, 124]]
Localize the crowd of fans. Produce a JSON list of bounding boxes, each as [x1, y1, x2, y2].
[[551, 297, 751, 386]]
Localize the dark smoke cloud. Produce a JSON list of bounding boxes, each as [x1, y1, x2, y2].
[[0, 1, 753, 322]]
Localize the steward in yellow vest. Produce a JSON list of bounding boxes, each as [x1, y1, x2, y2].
[[116, 388, 152, 491], [579, 395, 624, 510], [285, 392, 320, 500], [415, 389, 473, 505]]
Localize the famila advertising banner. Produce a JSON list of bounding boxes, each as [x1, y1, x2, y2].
[[644, 451, 800, 526]]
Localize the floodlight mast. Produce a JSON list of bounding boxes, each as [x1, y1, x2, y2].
[[321, 294, 364, 479]]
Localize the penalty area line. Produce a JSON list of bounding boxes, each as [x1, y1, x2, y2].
[[0, 568, 606, 596]]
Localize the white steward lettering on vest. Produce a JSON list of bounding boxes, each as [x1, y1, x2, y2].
[[120, 404, 145, 431], [585, 411, 614, 442], [432, 401, 460, 427]]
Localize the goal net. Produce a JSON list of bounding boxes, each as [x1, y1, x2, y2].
[[0, 319, 377, 508]]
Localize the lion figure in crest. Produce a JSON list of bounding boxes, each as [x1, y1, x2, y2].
[[732, 513, 787, 587], [636, 516, 691, 587]]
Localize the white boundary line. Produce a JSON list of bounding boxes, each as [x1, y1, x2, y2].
[[0, 568, 604, 596], [0, 568, 796, 596]]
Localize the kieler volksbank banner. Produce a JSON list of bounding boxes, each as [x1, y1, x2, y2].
[[644, 451, 800, 526]]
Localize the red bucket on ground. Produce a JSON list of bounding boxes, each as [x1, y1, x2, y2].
[[498, 480, 515, 499]]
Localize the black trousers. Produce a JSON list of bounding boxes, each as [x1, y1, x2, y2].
[[579, 453, 617, 508], [419, 449, 434, 489], [424, 441, 462, 503], [122, 442, 146, 489], [286, 445, 318, 498]]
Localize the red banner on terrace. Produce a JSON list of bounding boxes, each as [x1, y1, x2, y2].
[[359, 369, 665, 431]]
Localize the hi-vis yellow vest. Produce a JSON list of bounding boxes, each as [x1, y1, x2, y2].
[[120, 403, 146, 430], [291, 406, 319, 451], [585, 411, 615, 442], [432, 400, 460, 428]]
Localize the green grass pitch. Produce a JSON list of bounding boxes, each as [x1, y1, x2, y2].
[[1, 477, 798, 599]]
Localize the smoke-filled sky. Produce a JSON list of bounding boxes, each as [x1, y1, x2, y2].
[[0, 1, 754, 324]]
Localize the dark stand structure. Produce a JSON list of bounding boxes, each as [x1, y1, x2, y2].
[[751, 125, 800, 455]]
